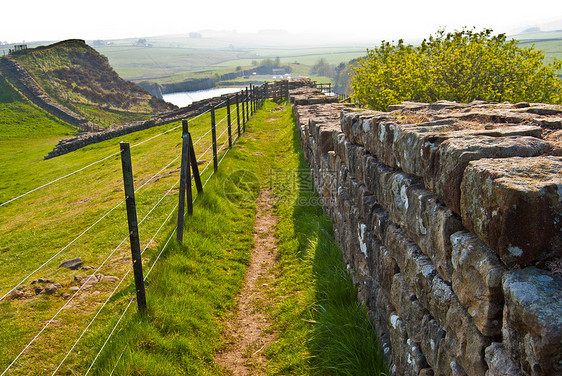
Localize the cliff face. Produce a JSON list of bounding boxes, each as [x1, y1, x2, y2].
[[3, 39, 177, 128]]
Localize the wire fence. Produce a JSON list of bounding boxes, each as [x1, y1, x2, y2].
[[0, 80, 291, 375]]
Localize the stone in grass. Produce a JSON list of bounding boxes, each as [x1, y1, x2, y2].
[[43, 284, 59, 294], [461, 156, 562, 265], [59, 257, 83, 270], [502, 267, 562, 376]]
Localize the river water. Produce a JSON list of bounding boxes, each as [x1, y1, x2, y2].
[[162, 87, 244, 108]]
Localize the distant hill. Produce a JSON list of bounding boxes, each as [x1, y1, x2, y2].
[[1, 40, 177, 128], [511, 29, 562, 74]]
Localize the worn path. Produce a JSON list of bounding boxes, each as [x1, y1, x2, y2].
[[215, 190, 279, 375]]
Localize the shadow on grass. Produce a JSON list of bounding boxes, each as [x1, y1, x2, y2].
[[287, 120, 389, 376]]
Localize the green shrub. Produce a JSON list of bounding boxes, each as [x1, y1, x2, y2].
[[351, 28, 562, 110]]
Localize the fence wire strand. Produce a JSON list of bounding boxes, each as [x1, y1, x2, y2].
[[1, 85, 266, 375], [1, 175, 182, 376], [0, 108, 212, 208], [52, 177, 180, 375]]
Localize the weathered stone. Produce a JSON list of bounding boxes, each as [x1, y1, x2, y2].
[[435, 340, 468, 376], [394, 122, 543, 178], [8, 290, 23, 299], [366, 236, 398, 295], [419, 315, 446, 370], [419, 368, 435, 376], [502, 267, 562, 375], [384, 172, 422, 227], [99, 275, 119, 283], [427, 135, 551, 214], [461, 156, 562, 265], [294, 92, 562, 376], [387, 312, 418, 376], [390, 274, 427, 343], [450, 231, 506, 337], [59, 257, 83, 270], [443, 293, 490, 376], [406, 186, 463, 281], [44, 284, 58, 294], [485, 343, 523, 376]]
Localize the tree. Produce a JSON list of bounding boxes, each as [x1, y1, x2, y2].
[[312, 58, 335, 78], [351, 28, 562, 111]]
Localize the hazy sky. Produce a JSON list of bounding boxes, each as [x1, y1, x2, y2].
[[2, 0, 561, 44]]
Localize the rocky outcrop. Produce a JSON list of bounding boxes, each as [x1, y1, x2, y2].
[[292, 88, 562, 376]]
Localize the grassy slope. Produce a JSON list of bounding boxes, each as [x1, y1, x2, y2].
[[11, 40, 175, 127]]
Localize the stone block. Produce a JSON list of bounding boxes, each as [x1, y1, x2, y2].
[[366, 236, 398, 295], [405, 186, 463, 281], [502, 267, 562, 375], [450, 231, 506, 337], [419, 315, 446, 370], [387, 116, 543, 178], [485, 343, 523, 376], [443, 293, 490, 376], [387, 313, 428, 376], [461, 156, 562, 265], [372, 121, 400, 168], [353, 145, 367, 185], [384, 172, 422, 227], [426, 135, 551, 215], [390, 274, 427, 343], [392, 119, 458, 175], [370, 205, 391, 241]]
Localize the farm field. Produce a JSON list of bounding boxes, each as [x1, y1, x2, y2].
[[91, 32, 368, 85], [515, 30, 562, 70]]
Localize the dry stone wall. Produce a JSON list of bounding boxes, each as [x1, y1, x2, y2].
[[291, 87, 562, 376]]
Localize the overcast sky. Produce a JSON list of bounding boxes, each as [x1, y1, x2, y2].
[[2, 0, 561, 44]]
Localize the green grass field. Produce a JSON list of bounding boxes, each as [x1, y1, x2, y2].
[[0, 95, 387, 375]]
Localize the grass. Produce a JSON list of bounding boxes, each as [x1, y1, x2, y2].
[[0, 96, 387, 375], [0, 100, 237, 374], [258, 103, 388, 375]]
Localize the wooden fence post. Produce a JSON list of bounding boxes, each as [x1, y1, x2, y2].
[[227, 97, 232, 148], [120, 142, 147, 314], [211, 105, 218, 171], [244, 86, 248, 121], [252, 84, 255, 114], [245, 87, 249, 125], [177, 121, 190, 243], [236, 92, 241, 137], [253, 85, 256, 112], [241, 91, 246, 129]]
